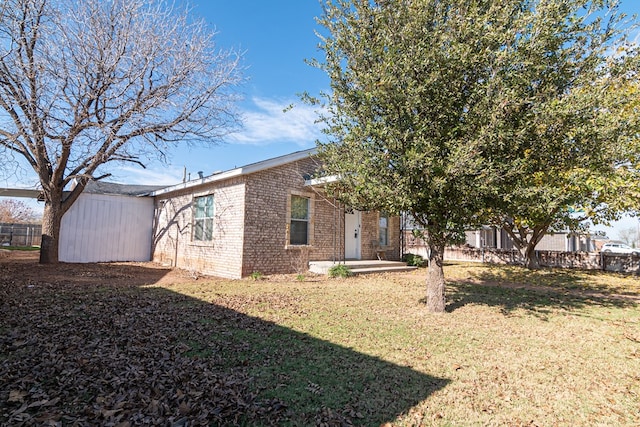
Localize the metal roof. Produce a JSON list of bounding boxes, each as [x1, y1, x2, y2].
[[149, 147, 317, 197], [1, 149, 318, 200], [0, 181, 164, 200], [82, 181, 165, 196]]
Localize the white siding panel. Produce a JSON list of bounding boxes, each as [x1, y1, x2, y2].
[[59, 193, 154, 262]]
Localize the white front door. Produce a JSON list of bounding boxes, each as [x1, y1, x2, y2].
[[345, 209, 361, 260]]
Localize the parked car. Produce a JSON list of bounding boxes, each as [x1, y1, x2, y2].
[[600, 242, 640, 255]]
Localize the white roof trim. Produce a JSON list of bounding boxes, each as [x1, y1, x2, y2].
[[304, 175, 340, 187], [150, 148, 317, 197], [0, 188, 42, 198]]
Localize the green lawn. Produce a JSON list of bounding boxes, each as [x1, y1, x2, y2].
[[1, 261, 639, 425], [0, 246, 40, 251]]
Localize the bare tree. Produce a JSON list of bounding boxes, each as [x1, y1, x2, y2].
[[0, 199, 38, 223], [0, 0, 243, 263], [617, 226, 639, 248]]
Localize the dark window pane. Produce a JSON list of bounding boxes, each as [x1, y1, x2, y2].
[[194, 220, 204, 241], [290, 220, 308, 245], [204, 218, 213, 241], [379, 215, 388, 246], [379, 228, 388, 246], [193, 195, 214, 241], [205, 198, 214, 217], [195, 199, 205, 219]]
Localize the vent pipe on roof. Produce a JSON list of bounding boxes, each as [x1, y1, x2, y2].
[[198, 171, 204, 179]]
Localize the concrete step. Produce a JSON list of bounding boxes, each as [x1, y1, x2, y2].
[[309, 260, 417, 275], [350, 265, 418, 275]]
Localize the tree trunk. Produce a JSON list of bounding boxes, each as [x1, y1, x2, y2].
[[521, 243, 540, 269], [39, 200, 63, 264], [426, 241, 446, 313]]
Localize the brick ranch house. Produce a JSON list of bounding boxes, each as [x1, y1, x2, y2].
[[150, 149, 401, 278]]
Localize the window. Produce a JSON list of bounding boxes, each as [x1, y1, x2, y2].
[[193, 195, 214, 241], [290, 195, 310, 245], [379, 213, 388, 246]]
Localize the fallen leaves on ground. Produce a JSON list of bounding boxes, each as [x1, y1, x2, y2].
[[0, 257, 287, 426]]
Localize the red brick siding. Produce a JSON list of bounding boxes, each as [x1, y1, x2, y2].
[[358, 212, 400, 261], [310, 197, 344, 262], [152, 155, 401, 277]]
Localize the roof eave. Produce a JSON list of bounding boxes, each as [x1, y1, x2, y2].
[[150, 148, 317, 197], [304, 174, 340, 187]]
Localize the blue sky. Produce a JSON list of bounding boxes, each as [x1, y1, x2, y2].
[[113, 0, 329, 186], [2, 1, 330, 212], [120, 0, 640, 186], [3, 0, 640, 238], [120, 0, 640, 239], [6, 0, 640, 187]]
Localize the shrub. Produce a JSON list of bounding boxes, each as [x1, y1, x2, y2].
[[328, 264, 353, 278], [402, 253, 425, 267], [250, 271, 263, 280]]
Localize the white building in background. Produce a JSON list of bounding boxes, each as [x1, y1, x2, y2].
[[464, 226, 595, 253]]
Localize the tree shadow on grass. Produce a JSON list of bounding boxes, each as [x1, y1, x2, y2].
[[445, 266, 638, 317], [0, 260, 448, 426], [467, 263, 640, 294]]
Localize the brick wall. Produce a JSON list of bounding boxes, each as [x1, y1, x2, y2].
[[241, 157, 401, 275], [152, 179, 246, 279], [387, 215, 401, 260], [310, 196, 344, 263], [153, 155, 402, 278], [241, 157, 336, 276], [358, 213, 401, 261]]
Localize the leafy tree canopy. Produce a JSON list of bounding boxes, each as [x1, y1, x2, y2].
[[310, 0, 639, 310], [479, 2, 640, 267]]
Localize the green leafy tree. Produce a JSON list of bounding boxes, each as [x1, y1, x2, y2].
[[0, 0, 243, 263], [312, 0, 521, 312], [311, 0, 639, 311], [480, 2, 640, 268]]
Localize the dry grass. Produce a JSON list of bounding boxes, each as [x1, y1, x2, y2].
[[1, 255, 639, 425], [160, 263, 640, 426]]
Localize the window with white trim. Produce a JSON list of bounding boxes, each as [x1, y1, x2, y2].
[[379, 213, 389, 246], [290, 195, 310, 245], [193, 195, 214, 241]]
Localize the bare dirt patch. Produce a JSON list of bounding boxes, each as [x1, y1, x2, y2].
[[0, 250, 192, 287]]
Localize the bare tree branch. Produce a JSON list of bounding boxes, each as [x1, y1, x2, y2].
[[0, 0, 244, 262]]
